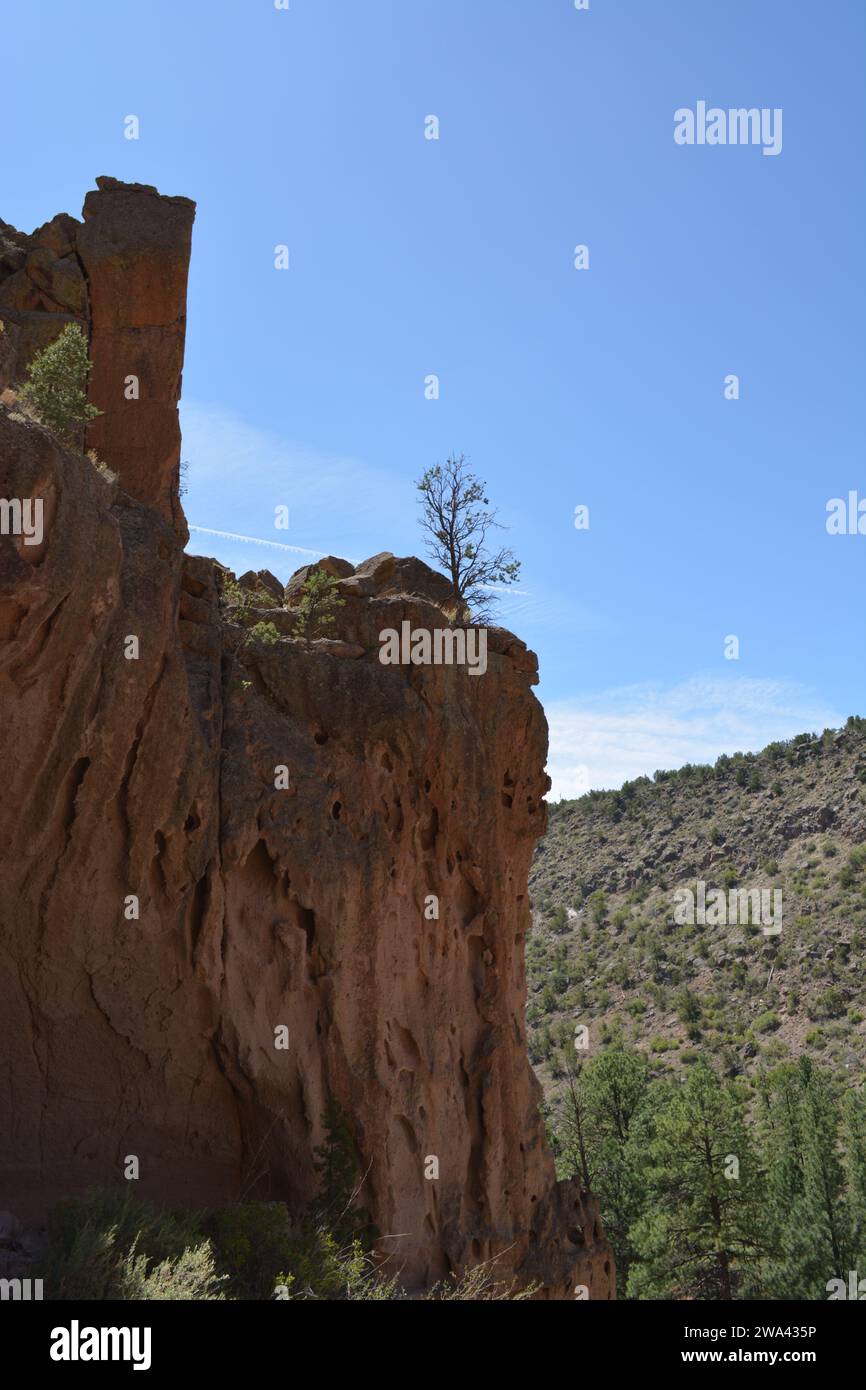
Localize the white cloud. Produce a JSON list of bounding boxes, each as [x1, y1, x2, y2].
[[485, 584, 601, 634], [546, 675, 845, 802]]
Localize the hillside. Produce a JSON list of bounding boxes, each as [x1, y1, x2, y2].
[[527, 720, 866, 1103]]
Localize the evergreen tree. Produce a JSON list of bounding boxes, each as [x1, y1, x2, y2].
[[627, 1061, 766, 1299], [313, 1098, 368, 1246], [555, 1046, 652, 1292], [842, 1089, 866, 1270], [293, 571, 345, 642], [16, 324, 101, 446], [758, 1058, 854, 1298]]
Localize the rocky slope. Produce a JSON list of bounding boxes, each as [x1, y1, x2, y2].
[[528, 729, 866, 1105], [0, 179, 611, 1299]]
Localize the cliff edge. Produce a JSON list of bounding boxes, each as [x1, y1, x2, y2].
[[0, 180, 612, 1299]]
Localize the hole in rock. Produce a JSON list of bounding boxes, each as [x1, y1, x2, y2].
[[296, 904, 316, 951]]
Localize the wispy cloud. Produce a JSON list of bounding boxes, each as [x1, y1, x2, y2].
[[489, 585, 600, 634], [180, 399, 417, 580], [546, 675, 845, 801], [179, 401, 612, 643]]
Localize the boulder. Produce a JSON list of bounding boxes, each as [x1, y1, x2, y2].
[[284, 555, 355, 601], [237, 569, 285, 603]]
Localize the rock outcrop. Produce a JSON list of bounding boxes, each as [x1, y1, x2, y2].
[[0, 177, 194, 539], [0, 181, 612, 1300]]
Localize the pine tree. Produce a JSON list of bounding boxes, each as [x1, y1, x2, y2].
[[627, 1061, 766, 1299], [292, 571, 345, 643], [842, 1089, 866, 1270], [312, 1098, 366, 1246], [16, 324, 101, 446], [556, 1047, 650, 1291], [758, 1058, 854, 1298]]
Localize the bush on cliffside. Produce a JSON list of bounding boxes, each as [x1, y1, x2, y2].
[[16, 324, 101, 446]]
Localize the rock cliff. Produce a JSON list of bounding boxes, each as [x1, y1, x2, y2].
[[0, 176, 193, 539], [0, 180, 612, 1299]]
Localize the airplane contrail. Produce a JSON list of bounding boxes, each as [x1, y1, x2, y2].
[[189, 525, 342, 559]]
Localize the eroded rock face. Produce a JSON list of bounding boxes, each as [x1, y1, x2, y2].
[[0, 184, 612, 1300], [0, 177, 194, 540]]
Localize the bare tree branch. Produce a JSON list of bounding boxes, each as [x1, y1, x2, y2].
[[415, 454, 521, 620]]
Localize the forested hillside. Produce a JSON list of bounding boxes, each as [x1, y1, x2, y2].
[[528, 718, 866, 1298]]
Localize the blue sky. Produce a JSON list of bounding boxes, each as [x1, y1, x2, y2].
[[5, 0, 864, 795]]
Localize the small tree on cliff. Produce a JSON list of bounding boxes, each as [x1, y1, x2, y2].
[[415, 454, 521, 620], [16, 324, 101, 447], [293, 571, 345, 643]]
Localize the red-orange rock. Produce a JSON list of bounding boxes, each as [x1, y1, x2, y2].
[[0, 184, 613, 1301], [0, 177, 195, 540], [77, 178, 194, 539]]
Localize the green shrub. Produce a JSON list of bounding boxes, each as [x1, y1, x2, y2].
[[588, 889, 608, 926], [548, 903, 568, 932], [119, 1241, 224, 1300], [247, 620, 280, 646], [38, 1189, 224, 1301], [220, 579, 255, 613], [275, 1227, 399, 1300], [16, 324, 101, 446], [207, 1203, 294, 1300], [840, 846, 866, 888], [752, 1010, 780, 1034], [293, 571, 345, 641], [810, 986, 845, 1021], [38, 1187, 536, 1302], [674, 987, 701, 1025]]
